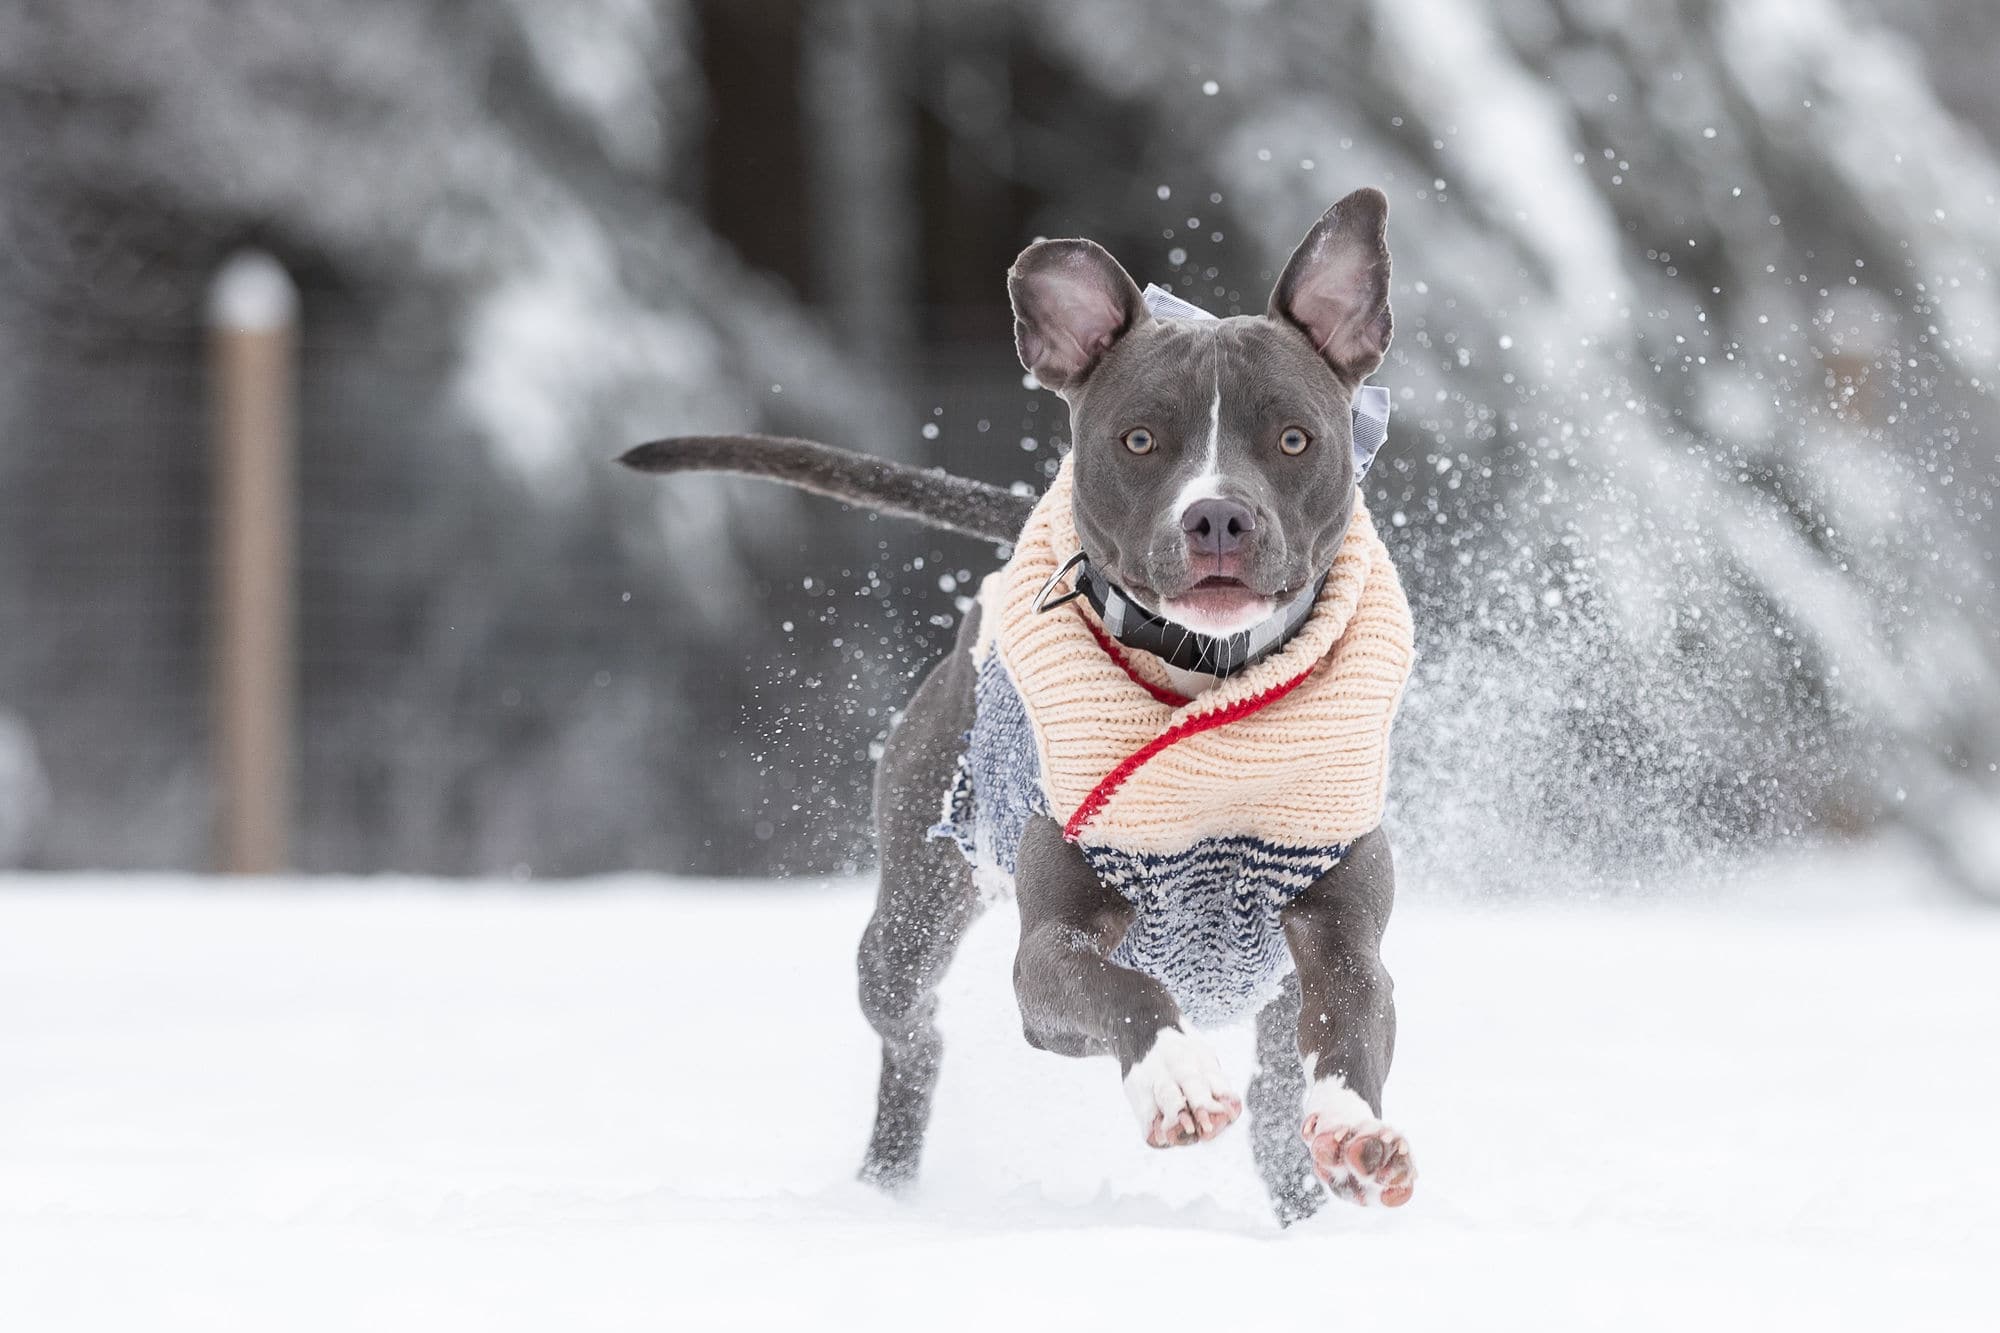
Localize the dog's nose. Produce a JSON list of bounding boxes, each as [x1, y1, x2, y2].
[[1181, 497, 1256, 556]]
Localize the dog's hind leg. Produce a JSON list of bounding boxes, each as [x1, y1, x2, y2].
[[856, 617, 982, 1192], [1249, 972, 1325, 1225]]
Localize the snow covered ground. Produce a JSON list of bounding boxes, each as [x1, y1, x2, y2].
[[1, 863, 1994, 1332]]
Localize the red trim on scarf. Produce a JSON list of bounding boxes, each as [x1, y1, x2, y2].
[[1063, 665, 1318, 841], [1075, 611, 1191, 708]]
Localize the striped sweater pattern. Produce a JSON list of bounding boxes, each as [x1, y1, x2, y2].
[[934, 457, 1415, 1026]]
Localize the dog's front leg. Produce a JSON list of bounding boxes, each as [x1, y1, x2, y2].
[[1280, 827, 1417, 1206], [1012, 814, 1242, 1148]]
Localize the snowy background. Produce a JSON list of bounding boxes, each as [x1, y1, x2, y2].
[[0, 1, 1996, 1326], [3, 0, 1998, 889], [3, 866, 1994, 1330]]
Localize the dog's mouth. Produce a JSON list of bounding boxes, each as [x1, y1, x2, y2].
[[1157, 576, 1277, 638]]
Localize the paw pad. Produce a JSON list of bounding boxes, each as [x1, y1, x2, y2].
[[1302, 1115, 1416, 1208]]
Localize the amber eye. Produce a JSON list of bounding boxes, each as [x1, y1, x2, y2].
[[1279, 426, 1312, 456], [1122, 427, 1156, 455]]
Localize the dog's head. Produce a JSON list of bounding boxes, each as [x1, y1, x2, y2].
[[1008, 189, 1392, 637]]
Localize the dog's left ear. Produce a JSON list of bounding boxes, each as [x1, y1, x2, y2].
[[1269, 188, 1393, 385], [1008, 239, 1149, 394]]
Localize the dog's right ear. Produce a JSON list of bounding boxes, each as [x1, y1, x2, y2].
[[1269, 188, 1393, 386], [1007, 240, 1149, 394]]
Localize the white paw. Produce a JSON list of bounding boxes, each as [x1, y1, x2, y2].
[[1300, 1075, 1417, 1207], [1122, 1027, 1242, 1148]]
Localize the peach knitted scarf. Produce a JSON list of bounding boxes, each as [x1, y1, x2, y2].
[[974, 456, 1415, 854]]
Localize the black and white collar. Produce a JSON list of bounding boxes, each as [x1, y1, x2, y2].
[[1032, 551, 1326, 679]]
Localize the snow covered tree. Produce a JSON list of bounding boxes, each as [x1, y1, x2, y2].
[[2, 0, 1993, 894]]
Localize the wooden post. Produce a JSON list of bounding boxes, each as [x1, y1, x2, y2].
[[207, 251, 299, 874]]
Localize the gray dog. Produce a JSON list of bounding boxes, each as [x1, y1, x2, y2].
[[625, 189, 1416, 1224]]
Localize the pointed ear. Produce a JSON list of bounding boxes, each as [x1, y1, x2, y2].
[[1008, 239, 1148, 393], [1268, 188, 1393, 384]]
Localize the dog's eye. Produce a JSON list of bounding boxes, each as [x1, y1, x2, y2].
[[1122, 427, 1156, 456], [1279, 426, 1312, 456]]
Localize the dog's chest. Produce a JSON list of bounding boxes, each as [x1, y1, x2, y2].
[[1158, 661, 1222, 699], [932, 651, 1350, 1026]]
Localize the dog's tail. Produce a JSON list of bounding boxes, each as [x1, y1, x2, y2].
[[619, 435, 1035, 546]]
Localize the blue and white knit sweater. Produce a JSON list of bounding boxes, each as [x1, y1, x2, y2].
[[932, 458, 1415, 1029]]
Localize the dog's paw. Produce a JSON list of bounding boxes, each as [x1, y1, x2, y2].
[[1300, 1077, 1416, 1207], [1123, 1026, 1242, 1148]]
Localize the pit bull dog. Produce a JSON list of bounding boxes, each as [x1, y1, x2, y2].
[[623, 189, 1416, 1224]]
